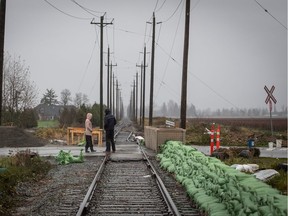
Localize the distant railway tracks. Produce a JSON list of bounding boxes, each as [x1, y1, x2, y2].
[[76, 120, 201, 216]]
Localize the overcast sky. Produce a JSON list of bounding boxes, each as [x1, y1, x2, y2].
[[4, 0, 287, 112]]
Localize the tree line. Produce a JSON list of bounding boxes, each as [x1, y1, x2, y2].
[[3, 52, 286, 128], [153, 100, 287, 118], [2, 52, 104, 128]]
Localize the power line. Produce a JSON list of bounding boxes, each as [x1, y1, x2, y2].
[[78, 37, 98, 93], [162, 0, 183, 23], [70, 0, 102, 18], [43, 0, 91, 20], [153, 0, 159, 12], [155, 0, 167, 13], [254, 0, 287, 30], [155, 42, 240, 110], [155, 0, 184, 100], [190, 0, 202, 12]]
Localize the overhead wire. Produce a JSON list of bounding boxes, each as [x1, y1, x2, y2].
[[156, 42, 241, 110], [155, 0, 184, 100], [152, 0, 245, 111], [43, 0, 91, 20], [153, 0, 160, 12], [162, 0, 183, 23], [254, 0, 287, 30], [77, 37, 98, 93], [89, 26, 101, 96], [190, 0, 202, 12], [155, 0, 167, 13], [70, 0, 102, 18]]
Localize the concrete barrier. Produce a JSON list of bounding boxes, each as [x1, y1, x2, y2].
[[276, 139, 282, 148], [144, 126, 186, 152]]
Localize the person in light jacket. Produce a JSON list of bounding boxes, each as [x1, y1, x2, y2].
[[85, 113, 95, 153]]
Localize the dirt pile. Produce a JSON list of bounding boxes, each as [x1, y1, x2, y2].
[[0, 126, 46, 148]]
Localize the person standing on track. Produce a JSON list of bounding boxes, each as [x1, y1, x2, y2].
[[85, 113, 96, 153], [104, 108, 117, 155]]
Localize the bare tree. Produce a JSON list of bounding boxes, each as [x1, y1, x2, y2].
[[3, 53, 38, 111], [74, 92, 89, 108], [60, 88, 72, 106]]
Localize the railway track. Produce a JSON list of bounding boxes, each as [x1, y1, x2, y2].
[[76, 121, 201, 216]]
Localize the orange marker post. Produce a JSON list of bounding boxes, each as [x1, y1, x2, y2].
[[216, 125, 220, 149], [210, 124, 214, 155]]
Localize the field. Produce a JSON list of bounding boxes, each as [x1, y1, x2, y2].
[[182, 117, 286, 147], [37, 120, 59, 128]]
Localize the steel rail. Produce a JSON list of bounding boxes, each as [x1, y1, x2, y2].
[[77, 120, 126, 215], [77, 122, 181, 216], [141, 146, 181, 216], [76, 156, 108, 216]]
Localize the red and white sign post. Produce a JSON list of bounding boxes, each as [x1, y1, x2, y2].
[[216, 125, 220, 150], [264, 85, 277, 136], [210, 124, 214, 155]]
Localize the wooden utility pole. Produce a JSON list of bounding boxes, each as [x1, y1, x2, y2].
[[0, 0, 6, 125], [105, 49, 116, 109], [106, 47, 110, 108], [112, 74, 115, 115], [147, 13, 161, 126], [148, 13, 155, 126], [135, 72, 138, 124], [132, 80, 136, 121], [109, 63, 116, 109], [91, 16, 113, 129], [142, 45, 148, 129], [137, 45, 148, 129], [180, 0, 190, 129], [136, 64, 143, 126], [116, 80, 121, 120]]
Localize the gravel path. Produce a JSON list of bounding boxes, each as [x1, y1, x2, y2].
[[10, 154, 198, 216], [11, 156, 104, 216]]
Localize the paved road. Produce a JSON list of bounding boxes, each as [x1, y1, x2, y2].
[[191, 145, 288, 158], [0, 144, 287, 158]]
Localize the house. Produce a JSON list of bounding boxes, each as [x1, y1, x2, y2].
[[34, 104, 76, 120]]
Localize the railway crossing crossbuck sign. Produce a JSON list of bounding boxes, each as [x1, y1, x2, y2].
[[264, 85, 277, 105], [264, 85, 276, 136]]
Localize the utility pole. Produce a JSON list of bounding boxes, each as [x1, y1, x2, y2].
[[106, 47, 110, 108], [109, 62, 116, 109], [135, 72, 138, 124], [112, 74, 115, 115], [0, 0, 6, 125], [116, 80, 119, 120], [147, 13, 161, 126], [137, 64, 143, 126], [116, 80, 121, 120], [105, 47, 116, 109], [132, 80, 136, 121], [180, 0, 190, 129], [137, 45, 148, 129], [91, 15, 113, 129]]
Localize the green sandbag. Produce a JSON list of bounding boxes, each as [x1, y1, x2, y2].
[[167, 163, 175, 173], [55, 149, 84, 165]]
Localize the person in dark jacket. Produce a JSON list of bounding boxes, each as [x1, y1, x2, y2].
[[104, 108, 117, 154]]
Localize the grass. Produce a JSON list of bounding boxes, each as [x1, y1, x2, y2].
[[0, 150, 52, 215], [37, 120, 59, 128]]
